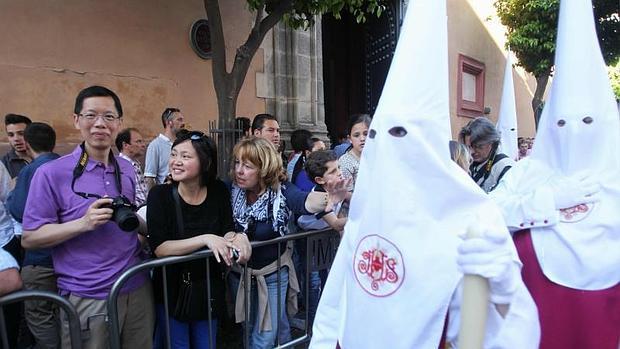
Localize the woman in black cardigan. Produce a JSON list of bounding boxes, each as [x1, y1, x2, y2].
[[147, 130, 250, 349]]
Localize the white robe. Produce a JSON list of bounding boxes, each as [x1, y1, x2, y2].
[[310, 228, 540, 349], [490, 159, 620, 290]]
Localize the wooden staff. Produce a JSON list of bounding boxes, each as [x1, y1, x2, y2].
[[458, 223, 489, 349]]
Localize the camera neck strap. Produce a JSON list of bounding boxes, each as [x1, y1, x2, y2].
[[71, 142, 124, 200]]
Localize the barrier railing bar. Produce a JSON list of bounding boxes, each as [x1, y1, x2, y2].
[[107, 249, 219, 348], [276, 241, 282, 347], [107, 228, 336, 349], [0, 290, 82, 349], [243, 262, 250, 349], [0, 303, 8, 349], [206, 259, 214, 349], [305, 235, 311, 334], [162, 264, 171, 349], [276, 334, 310, 349]]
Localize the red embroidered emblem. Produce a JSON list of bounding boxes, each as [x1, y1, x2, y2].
[[358, 249, 399, 291], [353, 235, 404, 297], [560, 203, 594, 223]]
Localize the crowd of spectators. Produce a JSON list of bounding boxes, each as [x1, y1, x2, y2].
[[0, 85, 358, 349], [0, 84, 534, 349]]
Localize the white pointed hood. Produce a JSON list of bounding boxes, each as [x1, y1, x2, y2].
[[496, 53, 518, 160], [313, 0, 513, 347], [530, 0, 620, 174], [491, 0, 620, 290]]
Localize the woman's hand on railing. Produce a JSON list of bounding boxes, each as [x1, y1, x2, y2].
[[225, 231, 252, 264], [203, 235, 234, 266]]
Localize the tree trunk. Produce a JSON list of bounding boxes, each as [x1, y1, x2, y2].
[[204, 0, 294, 130], [217, 91, 237, 129], [532, 73, 550, 129]]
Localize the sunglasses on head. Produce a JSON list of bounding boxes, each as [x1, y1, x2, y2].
[[189, 131, 206, 141], [163, 108, 180, 121], [177, 129, 206, 141]]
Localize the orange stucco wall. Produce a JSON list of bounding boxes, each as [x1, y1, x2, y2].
[[0, 0, 265, 145], [0, 0, 541, 149], [448, 0, 539, 139]]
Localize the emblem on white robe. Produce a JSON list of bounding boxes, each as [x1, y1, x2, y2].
[[353, 235, 404, 297], [559, 203, 595, 223]]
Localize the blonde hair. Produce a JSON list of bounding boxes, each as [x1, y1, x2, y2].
[[231, 137, 287, 191], [449, 140, 471, 172]]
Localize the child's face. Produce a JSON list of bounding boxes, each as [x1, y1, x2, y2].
[[317, 160, 342, 185], [349, 122, 369, 156], [312, 140, 326, 152]]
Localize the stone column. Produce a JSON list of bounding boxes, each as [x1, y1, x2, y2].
[[256, 17, 328, 147]]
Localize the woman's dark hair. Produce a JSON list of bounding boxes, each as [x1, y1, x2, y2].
[[290, 129, 314, 183], [173, 129, 218, 186], [347, 113, 372, 135], [290, 129, 313, 152]]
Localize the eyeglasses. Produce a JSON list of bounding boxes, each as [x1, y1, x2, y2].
[[79, 113, 121, 123], [469, 142, 490, 151]]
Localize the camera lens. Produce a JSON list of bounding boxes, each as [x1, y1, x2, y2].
[[114, 207, 140, 232]]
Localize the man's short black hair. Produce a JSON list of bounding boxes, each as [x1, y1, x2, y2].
[[24, 122, 55, 153], [290, 129, 314, 152], [251, 113, 278, 133], [4, 114, 32, 126], [115, 128, 138, 153], [161, 107, 181, 128], [305, 150, 338, 184], [74, 85, 123, 117]]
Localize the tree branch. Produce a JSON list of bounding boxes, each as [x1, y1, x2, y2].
[[258, 0, 295, 36], [532, 73, 550, 129], [204, 0, 228, 83], [229, 0, 294, 97]]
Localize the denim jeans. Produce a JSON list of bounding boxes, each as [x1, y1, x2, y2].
[[153, 305, 217, 349], [293, 241, 322, 327], [229, 267, 289, 349]]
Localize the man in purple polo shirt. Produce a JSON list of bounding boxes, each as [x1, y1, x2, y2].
[[21, 86, 154, 348]]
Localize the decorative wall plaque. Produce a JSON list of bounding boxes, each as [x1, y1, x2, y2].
[[190, 19, 212, 59]]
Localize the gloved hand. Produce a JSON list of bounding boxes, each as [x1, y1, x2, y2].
[[551, 172, 601, 210], [457, 228, 519, 304]]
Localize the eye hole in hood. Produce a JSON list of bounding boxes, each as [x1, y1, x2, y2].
[[368, 129, 377, 139], [388, 126, 408, 138], [582, 116, 593, 124], [557, 119, 566, 127]]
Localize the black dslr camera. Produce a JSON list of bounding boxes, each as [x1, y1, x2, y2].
[[72, 144, 141, 232], [102, 196, 139, 232]]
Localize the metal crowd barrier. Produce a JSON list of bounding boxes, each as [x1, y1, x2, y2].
[[107, 228, 340, 349], [0, 290, 82, 349]]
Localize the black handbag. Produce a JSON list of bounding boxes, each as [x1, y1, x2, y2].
[[171, 186, 212, 322], [173, 271, 211, 322]]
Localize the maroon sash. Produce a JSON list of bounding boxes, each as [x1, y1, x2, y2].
[[514, 229, 620, 349]]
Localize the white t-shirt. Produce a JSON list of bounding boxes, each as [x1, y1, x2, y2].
[[144, 134, 173, 184]]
